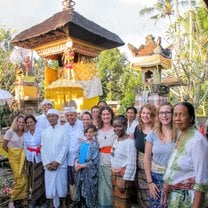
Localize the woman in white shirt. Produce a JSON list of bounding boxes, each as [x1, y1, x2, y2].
[[111, 115, 137, 208], [24, 115, 46, 207], [126, 107, 138, 137]]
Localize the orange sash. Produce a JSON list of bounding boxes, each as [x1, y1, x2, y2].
[[99, 146, 112, 154]]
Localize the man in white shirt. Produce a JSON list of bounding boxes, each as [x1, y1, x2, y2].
[[41, 109, 69, 208], [64, 106, 84, 203], [36, 99, 52, 131]]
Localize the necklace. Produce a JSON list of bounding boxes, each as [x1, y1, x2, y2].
[[103, 131, 109, 140], [102, 127, 112, 139]]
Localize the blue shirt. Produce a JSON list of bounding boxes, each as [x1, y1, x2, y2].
[[145, 131, 175, 166], [79, 141, 90, 164]]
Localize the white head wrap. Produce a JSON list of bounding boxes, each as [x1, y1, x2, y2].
[[39, 99, 53, 109], [47, 109, 59, 117], [64, 106, 77, 113]]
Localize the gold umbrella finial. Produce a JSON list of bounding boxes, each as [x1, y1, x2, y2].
[[62, 0, 75, 11]]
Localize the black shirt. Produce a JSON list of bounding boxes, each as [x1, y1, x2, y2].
[[134, 127, 146, 153]]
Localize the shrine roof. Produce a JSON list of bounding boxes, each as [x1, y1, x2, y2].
[[11, 10, 124, 50]]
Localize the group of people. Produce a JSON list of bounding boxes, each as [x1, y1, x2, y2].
[[2, 99, 208, 208]]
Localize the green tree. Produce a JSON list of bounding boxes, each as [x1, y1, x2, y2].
[[140, 0, 208, 115], [171, 1, 208, 113], [119, 67, 142, 114], [32, 56, 45, 99], [0, 27, 16, 92], [139, 0, 173, 23], [96, 48, 127, 101], [96, 48, 142, 112]]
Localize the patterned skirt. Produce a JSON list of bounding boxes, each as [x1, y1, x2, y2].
[[150, 172, 167, 208], [27, 161, 46, 205], [111, 168, 133, 208], [137, 152, 150, 208]]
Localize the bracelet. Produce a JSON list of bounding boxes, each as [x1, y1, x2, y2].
[[148, 181, 153, 184]]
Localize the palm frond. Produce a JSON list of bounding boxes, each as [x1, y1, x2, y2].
[[139, 7, 155, 16]]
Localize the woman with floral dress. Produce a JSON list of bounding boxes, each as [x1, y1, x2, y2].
[[161, 102, 208, 207]]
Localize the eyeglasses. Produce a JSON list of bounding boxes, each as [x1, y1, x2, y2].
[[159, 111, 172, 116]]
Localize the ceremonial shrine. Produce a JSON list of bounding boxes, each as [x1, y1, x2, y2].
[[11, 0, 124, 111], [128, 35, 182, 109]]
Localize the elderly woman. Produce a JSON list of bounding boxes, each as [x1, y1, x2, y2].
[[3, 114, 29, 208], [161, 102, 208, 207], [24, 115, 46, 207]]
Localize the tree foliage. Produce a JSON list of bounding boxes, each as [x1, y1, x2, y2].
[[0, 26, 45, 99], [96, 48, 142, 112], [169, 1, 208, 113], [140, 0, 208, 115], [0, 27, 16, 92]]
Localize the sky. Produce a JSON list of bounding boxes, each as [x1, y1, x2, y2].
[[0, 0, 169, 59]]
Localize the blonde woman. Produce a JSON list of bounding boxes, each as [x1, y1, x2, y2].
[[144, 102, 175, 207], [3, 114, 29, 208], [134, 103, 157, 208]]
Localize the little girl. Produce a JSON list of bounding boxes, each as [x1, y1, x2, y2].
[[111, 115, 137, 208], [75, 124, 100, 208]]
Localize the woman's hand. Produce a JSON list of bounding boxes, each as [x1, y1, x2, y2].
[[74, 161, 80, 171], [149, 182, 160, 199]]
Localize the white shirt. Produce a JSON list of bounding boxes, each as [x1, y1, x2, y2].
[[24, 128, 42, 163], [36, 114, 50, 131], [126, 119, 138, 135], [64, 119, 84, 166], [111, 138, 137, 181], [97, 128, 117, 166], [164, 127, 208, 192], [41, 124, 69, 168]]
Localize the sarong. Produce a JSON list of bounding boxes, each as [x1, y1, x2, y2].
[[27, 161, 46, 205], [137, 152, 150, 208], [161, 178, 195, 208], [112, 167, 133, 208], [149, 161, 167, 208], [98, 165, 113, 208], [8, 148, 29, 201]]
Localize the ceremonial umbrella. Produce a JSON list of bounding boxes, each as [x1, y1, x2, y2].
[[45, 79, 83, 109], [0, 89, 13, 106]]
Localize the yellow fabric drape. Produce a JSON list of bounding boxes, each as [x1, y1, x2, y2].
[[8, 148, 29, 200]]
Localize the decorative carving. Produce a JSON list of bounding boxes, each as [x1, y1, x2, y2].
[[128, 35, 171, 58]]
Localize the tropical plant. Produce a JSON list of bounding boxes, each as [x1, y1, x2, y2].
[[95, 48, 142, 112], [0, 27, 16, 92]]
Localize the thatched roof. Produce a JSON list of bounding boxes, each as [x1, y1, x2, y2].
[[11, 10, 124, 50]]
